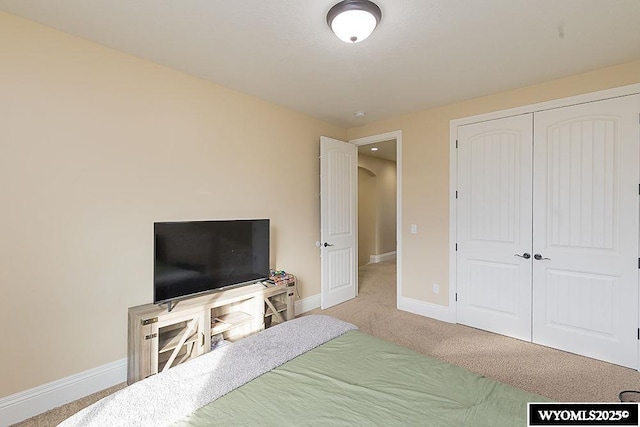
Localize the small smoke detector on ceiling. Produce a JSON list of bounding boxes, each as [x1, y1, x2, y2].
[[327, 0, 382, 43], [354, 111, 366, 118]]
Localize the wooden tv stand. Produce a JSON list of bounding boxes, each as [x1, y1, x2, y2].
[[127, 280, 296, 384]]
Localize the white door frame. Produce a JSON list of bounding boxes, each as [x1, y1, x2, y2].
[[350, 130, 403, 309], [449, 82, 640, 367]]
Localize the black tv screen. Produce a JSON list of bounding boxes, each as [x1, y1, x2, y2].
[[153, 219, 270, 304]]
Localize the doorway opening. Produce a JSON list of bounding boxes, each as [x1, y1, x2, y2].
[[351, 131, 402, 307]]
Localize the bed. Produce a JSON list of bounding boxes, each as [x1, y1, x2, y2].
[[61, 315, 548, 426]]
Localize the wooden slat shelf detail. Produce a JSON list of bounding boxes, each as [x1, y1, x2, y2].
[[265, 300, 287, 317], [159, 352, 195, 372], [158, 329, 199, 354], [211, 311, 253, 335], [158, 346, 191, 364]]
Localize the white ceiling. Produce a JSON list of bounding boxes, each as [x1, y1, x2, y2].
[[1, 0, 639, 128]]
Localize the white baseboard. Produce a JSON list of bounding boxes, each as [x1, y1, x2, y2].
[[295, 293, 320, 314], [296, 291, 452, 325], [369, 251, 397, 264], [0, 358, 127, 426], [398, 295, 455, 323], [296, 291, 453, 324]]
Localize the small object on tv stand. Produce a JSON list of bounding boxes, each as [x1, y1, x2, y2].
[[211, 333, 230, 351], [269, 269, 296, 286]]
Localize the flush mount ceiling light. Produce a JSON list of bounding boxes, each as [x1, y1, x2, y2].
[[327, 0, 382, 43]]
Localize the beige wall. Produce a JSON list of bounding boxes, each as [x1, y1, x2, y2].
[[348, 59, 640, 306], [358, 167, 377, 266], [358, 154, 397, 264], [0, 12, 345, 398]]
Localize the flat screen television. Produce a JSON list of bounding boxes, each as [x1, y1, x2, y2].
[[153, 219, 270, 305]]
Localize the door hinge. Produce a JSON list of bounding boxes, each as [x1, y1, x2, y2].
[[455, 190, 458, 199], [455, 243, 458, 251], [455, 293, 458, 302], [145, 333, 158, 340], [638, 258, 640, 269], [637, 328, 639, 340], [456, 139, 459, 149], [142, 317, 158, 326]]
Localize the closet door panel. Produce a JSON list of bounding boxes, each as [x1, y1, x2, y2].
[[532, 95, 639, 368], [457, 114, 533, 341]]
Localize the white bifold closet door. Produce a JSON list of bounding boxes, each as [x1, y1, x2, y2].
[[532, 95, 639, 368], [457, 94, 639, 368]]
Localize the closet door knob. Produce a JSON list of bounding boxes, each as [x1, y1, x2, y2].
[[514, 253, 531, 259], [323, 242, 334, 247], [534, 254, 551, 261]]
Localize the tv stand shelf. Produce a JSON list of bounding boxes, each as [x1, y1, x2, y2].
[[211, 311, 253, 335], [265, 300, 287, 316], [128, 279, 296, 384], [158, 327, 199, 354]]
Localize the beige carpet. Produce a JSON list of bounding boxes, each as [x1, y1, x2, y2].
[[13, 260, 640, 425], [11, 383, 126, 427]]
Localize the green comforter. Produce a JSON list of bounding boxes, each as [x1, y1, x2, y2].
[[175, 330, 548, 426]]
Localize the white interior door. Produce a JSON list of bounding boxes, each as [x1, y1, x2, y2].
[[456, 114, 534, 341], [532, 95, 640, 368], [320, 136, 357, 309]]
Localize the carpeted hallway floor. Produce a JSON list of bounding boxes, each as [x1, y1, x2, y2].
[[13, 260, 640, 425]]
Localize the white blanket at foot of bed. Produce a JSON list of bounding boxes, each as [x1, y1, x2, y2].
[[60, 315, 357, 427]]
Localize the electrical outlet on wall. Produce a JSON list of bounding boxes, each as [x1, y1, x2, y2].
[[432, 283, 439, 294]]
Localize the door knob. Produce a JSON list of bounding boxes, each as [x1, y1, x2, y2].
[[534, 254, 550, 260], [514, 253, 531, 259], [323, 242, 334, 247]]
